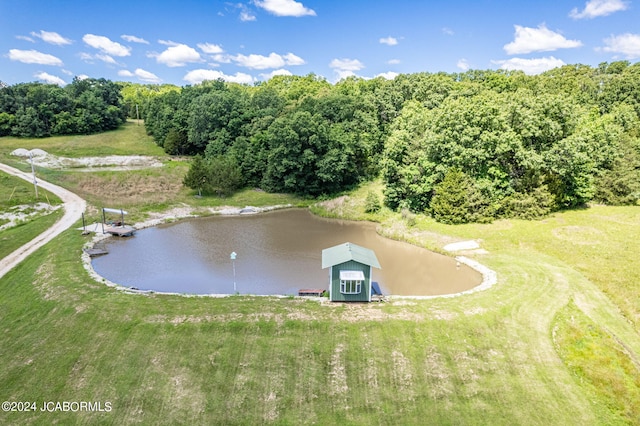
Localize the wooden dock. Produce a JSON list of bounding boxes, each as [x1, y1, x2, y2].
[[83, 247, 109, 257], [105, 226, 136, 237], [298, 288, 325, 297]]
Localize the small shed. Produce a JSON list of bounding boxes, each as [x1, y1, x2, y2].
[[322, 242, 381, 302]]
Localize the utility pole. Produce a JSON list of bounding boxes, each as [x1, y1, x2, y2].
[[28, 151, 38, 199]]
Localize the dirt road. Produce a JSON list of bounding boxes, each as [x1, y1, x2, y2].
[[0, 163, 86, 279]]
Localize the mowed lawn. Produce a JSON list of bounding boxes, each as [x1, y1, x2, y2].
[[1, 124, 639, 424], [1, 202, 639, 425]]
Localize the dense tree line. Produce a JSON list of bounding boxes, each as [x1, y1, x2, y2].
[[2, 63, 638, 222], [382, 62, 640, 222], [143, 75, 396, 196], [142, 63, 639, 220], [0, 77, 126, 137]]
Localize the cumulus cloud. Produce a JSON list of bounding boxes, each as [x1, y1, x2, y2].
[[600, 33, 640, 58], [8, 49, 63, 66], [34, 72, 66, 85], [154, 43, 202, 67], [504, 24, 582, 54], [457, 58, 470, 71], [232, 52, 305, 69], [387, 59, 401, 65], [329, 58, 365, 80], [259, 68, 293, 80], [329, 58, 364, 72], [83, 34, 131, 56], [254, 0, 316, 17], [121, 34, 149, 44], [492, 56, 566, 75], [376, 71, 399, 80], [197, 43, 224, 54], [380, 36, 398, 46], [31, 30, 72, 45], [183, 69, 255, 85], [570, 0, 628, 19], [119, 68, 161, 83]]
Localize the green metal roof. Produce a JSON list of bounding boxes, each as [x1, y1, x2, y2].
[[321, 242, 381, 269]]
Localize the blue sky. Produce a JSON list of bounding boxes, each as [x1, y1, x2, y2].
[[1, 0, 639, 87]]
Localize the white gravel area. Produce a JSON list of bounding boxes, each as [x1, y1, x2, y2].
[[11, 148, 162, 171]]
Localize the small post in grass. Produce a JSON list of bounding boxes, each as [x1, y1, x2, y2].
[[230, 251, 237, 293]]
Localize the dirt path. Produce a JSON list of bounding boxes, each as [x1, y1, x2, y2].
[[0, 163, 86, 279]]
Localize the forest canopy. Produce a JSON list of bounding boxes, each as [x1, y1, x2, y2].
[[0, 77, 126, 137], [141, 63, 640, 220], [2, 61, 640, 222]]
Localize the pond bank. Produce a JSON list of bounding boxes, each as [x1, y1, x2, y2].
[[82, 204, 497, 299]]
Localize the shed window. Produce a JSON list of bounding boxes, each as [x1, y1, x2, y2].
[[339, 270, 365, 294]]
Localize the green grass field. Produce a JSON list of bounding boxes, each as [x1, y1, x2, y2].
[[1, 124, 639, 424], [0, 173, 63, 260]]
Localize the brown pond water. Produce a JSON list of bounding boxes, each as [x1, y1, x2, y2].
[[92, 209, 482, 296]]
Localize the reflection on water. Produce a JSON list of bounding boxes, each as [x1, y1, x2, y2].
[[92, 209, 482, 296]]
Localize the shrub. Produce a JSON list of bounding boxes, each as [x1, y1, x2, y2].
[[429, 169, 489, 224], [364, 191, 381, 213]]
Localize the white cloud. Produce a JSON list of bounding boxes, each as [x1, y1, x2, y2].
[[8, 49, 63, 66], [197, 43, 224, 54], [457, 58, 470, 71], [212, 53, 233, 64], [283, 52, 305, 65], [329, 58, 364, 72], [600, 33, 640, 58], [233, 52, 305, 69], [376, 71, 399, 80], [570, 0, 628, 19], [16, 35, 35, 42], [380, 36, 398, 46], [158, 39, 180, 46], [240, 10, 257, 21], [184, 69, 255, 85], [329, 58, 365, 81], [96, 54, 117, 64], [79, 52, 118, 65], [492, 56, 566, 75], [79, 52, 94, 63], [31, 30, 72, 45], [387, 59, 401, 65], [254, 0, 316, 17], [76, 74, 89, 81], [83, 34, 131, 56], [155, 43, 202, 67], [442, 27, 454, 36], [259, 68, 293, 80], [119, 68, 161, 83], [34, 72, 65, 85], [504, 24, 582, 55], [121, 34, 149, 44], [136, 68, 162, 83]]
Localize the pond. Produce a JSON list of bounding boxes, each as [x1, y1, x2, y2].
[[91, 209, 483, 296]]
